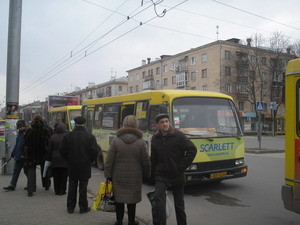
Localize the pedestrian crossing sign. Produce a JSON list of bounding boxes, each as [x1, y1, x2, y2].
[[256, 101, 264, 112]]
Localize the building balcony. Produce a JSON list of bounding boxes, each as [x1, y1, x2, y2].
[[144, 74, 154, 81]]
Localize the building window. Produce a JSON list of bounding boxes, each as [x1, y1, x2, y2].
[[237, 84, 247, 93], [250, 70, 256, 79], [202, 69, 207, 78], [129, 86, 133, 93], [201, 53, 207, 62], [163, 78, 168, 86], [163, 65, 168, 73], [225, 50, 231, 60], [202, 85, 207, 91], [142, 71, 146, 78], [172, 76, 176, 84], [135, 85, 139, 92], [262, 57, 267, 66], [172, 62, 176, 71], [238, 102, 244, 111], [262, 72, 267, 81], [118, 86, 122, 91], [225, 66, 231, 76], [130, 75, 134, 81], [191, 71, 197, 81], [156, 67, 160, 75], [191, 56, 196, 65], [156, 80, 160, 88], [136, 74, 139, 80], [191, 87, 196, 90], [225, 83, 231, 93]]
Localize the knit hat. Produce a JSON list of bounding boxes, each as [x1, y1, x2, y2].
[[155, 113, 169, 123], [74, 116, 86, 125], [123, 115, 139, 128]]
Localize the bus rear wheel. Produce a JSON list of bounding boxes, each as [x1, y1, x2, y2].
[[96, 151, 104, 171]]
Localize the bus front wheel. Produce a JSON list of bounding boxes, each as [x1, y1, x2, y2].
[[96, 151, 104, 171]]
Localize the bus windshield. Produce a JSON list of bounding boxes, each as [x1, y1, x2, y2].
[[69, 110, 81, 130], [172, 97, 242, 137]]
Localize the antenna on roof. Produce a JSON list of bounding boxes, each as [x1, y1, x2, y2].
[[216, 25, 219, 40]]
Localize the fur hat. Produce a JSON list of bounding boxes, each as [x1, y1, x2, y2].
[[155, 113, 169, 123], [74, 116, 86, 125], [123, 115, 139, 128]]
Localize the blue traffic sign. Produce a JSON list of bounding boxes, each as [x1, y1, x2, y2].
[[256, 101, 264, 112]]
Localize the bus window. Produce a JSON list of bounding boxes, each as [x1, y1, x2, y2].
[[136, 101, 149, 132], [102, 104, 120, 129], [173, 97, 242, 137], [94, 105, 103, 128], [121, 104, 135, 126], [69, 110, 81, 130], [86, 109, 93, 133], [148, 105, 160, 133]]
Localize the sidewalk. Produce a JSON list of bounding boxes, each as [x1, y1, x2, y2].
[[245, 135, 285, 154], [0, 168, 146, 225]]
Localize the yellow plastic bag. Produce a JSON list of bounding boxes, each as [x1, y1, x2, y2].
[[92, 181, 113, 211]]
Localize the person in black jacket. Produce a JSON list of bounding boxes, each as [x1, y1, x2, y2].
[[25, 115, 51, 197], [3, 120, 28, 191], [60, 116, 98, 214], [150, 113, 197, 225], [47, 123, 68, 195]]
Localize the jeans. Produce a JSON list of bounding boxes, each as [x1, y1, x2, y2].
[[153, 180, 186, 225], [10, 160, 27, 188]]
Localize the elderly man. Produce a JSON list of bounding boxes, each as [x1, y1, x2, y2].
[[60, 116, 98, 214], [150, 113, 197, 225]]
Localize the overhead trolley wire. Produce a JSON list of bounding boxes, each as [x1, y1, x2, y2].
[[20, 0, 134, 94], [21, 0, 187, 94]]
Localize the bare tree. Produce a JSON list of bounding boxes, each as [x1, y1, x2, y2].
[[235, 32, 292, 134]]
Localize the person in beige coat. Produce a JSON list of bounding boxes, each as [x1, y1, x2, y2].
[[104, 115, 151, 225]]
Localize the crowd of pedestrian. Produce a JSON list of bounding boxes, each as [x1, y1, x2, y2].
[[3, 113, 197, 225]]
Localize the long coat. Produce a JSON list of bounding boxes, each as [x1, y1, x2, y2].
[[104, 127, 151, 204], [48, 123, 68, 168], [25, 121, 50, 166], [151, 125, 197, 185], [60, 126, 98, 180]]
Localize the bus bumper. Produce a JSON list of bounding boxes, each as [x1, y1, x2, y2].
[[185, 165, 247, 184], [281, 185, 300, 214]]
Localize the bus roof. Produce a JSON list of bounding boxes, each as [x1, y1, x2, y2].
[[286, 58, 300, 76], [82, 90, 232, 106], [48, 105, 82, 112]]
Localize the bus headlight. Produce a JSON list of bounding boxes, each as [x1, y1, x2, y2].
[[235, 159, 244, 165], [187, 164, 197, 170]]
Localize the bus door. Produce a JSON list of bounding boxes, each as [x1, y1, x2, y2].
[[86, 107, 94, 133], [295, 80, 300, 183], [121, 102, 135, 126]]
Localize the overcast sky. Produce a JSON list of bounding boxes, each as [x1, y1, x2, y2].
[[1, 0, 300, 106]]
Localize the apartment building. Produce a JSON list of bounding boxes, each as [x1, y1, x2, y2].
[[67, 76, 128, 104], [127, 38, 293, 132]]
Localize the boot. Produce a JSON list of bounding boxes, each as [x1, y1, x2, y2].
[[115, 221, 123, 225]]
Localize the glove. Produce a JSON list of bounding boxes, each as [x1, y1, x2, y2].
[[11, 152, 15, 158]]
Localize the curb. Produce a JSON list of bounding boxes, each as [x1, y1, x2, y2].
[[245, 148, 284, 154]]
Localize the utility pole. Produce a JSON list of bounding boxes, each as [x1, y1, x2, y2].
[[3, 0, 22, 175]]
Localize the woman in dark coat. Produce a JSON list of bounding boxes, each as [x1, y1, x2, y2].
[[25, 115, 50, 197], [104, 115, 151, 225], [48, 123, 68, 195]]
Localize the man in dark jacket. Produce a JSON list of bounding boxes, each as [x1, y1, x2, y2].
[[151, 113, 197, 225], [60, 116, 98, 214], [25, 115, 51, 197], [3, 120, 28, 191]]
